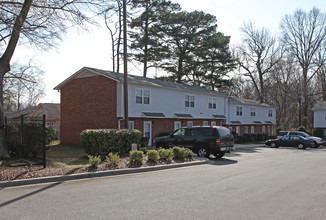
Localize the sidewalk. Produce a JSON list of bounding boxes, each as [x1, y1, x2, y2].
[[0, 157, 208, 189]]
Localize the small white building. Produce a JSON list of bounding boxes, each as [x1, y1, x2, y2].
[[227, 97, 276, 136], [312, 102, 326, 138]]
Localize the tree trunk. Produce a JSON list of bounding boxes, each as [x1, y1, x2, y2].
[[0, 0, 33, 158]]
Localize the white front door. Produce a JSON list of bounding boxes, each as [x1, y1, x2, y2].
[[174, 121, 181, 131], [144, 121, 152, 146]]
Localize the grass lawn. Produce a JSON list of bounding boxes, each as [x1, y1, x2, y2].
[[47, 141, 89, 167]]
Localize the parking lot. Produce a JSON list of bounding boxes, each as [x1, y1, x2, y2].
[[1, 145, 326, 220]]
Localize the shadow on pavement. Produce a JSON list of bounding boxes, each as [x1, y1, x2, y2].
[[207, 157, 238, 166]]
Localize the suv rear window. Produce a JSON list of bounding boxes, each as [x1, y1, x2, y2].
[[216, 127, 232, 137]]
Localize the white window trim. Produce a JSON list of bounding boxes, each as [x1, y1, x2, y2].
[[187, 121, 193, 127], [250, 108, 256, 117], [136, 88, 150, 104], [236, 106, 242, 116], [185, 95, 195, 108]]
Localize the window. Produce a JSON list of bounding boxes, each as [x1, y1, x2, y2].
[[187, 121, 193, 127], [236, 106, 242, 116], [251, 126, 255, 134], [203, 121, 208, 126], [236, 126, 240, 136], [211, 121, 216, 126], [250, 108, 256, 116], [324, 112, 326, 120], [185, 95, 195, 107], [174, 121, 181, 130], [244, 126, 249, 134], [208, 98, 216, 109], [136, 88, 150, 104], [268, 109, 273, 117], [128, 121, 135, 129], [262, 126, 266, 134]]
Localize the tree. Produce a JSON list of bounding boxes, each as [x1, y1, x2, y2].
[[159, 11, 218, 83], [235, 22, 281, 103], [280, 7, 326, 127], [129, 0, 180, 77], [0, 0, 107, 158], [4, 62, 45, 111], [187, 32, 235, 91]]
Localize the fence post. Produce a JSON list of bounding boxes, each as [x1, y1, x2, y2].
[[4, 117, 7, 138], [43, 114, 46, 168], [21, 115, 24, 158]]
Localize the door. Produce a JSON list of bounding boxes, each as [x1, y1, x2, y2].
[[143, 121, 152, 146]]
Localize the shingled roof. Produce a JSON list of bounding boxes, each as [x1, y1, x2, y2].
[[54, 67, 227, 97], [228, 97, 272, 108], [312, 102, 326, 111]]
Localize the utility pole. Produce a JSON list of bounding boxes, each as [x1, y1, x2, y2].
[[123, 0, 129, 128]]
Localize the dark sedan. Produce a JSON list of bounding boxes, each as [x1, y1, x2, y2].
[[265, 135, 314, 149]]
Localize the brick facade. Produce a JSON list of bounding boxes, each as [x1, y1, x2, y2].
[[60, 76, 118, 144]]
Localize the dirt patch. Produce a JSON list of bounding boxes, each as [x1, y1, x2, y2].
[[0, 156, 194, 182]]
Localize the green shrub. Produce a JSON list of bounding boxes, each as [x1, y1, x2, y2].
[[116, 129, 142, 154], [105, 153, 120, 166], [158, 148, 173, 160], [81, 129, 141, 155], [24, 123, 43, 157], [184, 148, 194, 158], [313, 128, 324, 138], [130, 150, 144, 163], [88, 155, 101, 167], [6, 124, 21, 157], [172, 147, 186, 160], [46, 126, 58, 144], [147, 150, 160, 162], [139, 147, 148, 154]]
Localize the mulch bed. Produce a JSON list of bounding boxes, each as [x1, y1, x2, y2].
[[0, 156, 194, 182]]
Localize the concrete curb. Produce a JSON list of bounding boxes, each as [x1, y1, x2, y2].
[[0, 158, 208, 189]]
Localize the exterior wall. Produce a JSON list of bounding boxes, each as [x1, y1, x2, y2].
[[128, 118, 225, 145], [117, 82, 227, 119], [314, 110, 326, 128], [228, 124, 274, 136], [60, 75, 118, 144], [228, 103, 276, 125]]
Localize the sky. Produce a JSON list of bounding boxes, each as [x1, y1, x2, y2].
[[11, 0, 326, 104]]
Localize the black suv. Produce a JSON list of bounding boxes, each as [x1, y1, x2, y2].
[[154, 126, 234, 158]]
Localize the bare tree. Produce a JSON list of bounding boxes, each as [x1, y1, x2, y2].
[[4, 62, 45, 110], [235, 21, 281, 103], [280, 7, 326, 127], [104, 0, 124, 73], [0, 0, 108, 158]]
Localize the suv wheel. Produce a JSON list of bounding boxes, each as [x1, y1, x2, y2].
[[197, 146, 209, 158], [214, 152, 225, 158]]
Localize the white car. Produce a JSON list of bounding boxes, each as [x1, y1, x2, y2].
[[277, 131, 324, 148]]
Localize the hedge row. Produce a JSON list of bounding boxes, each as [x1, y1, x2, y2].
[[80, 129, 141, 155], [234, 133, 275, 143]]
